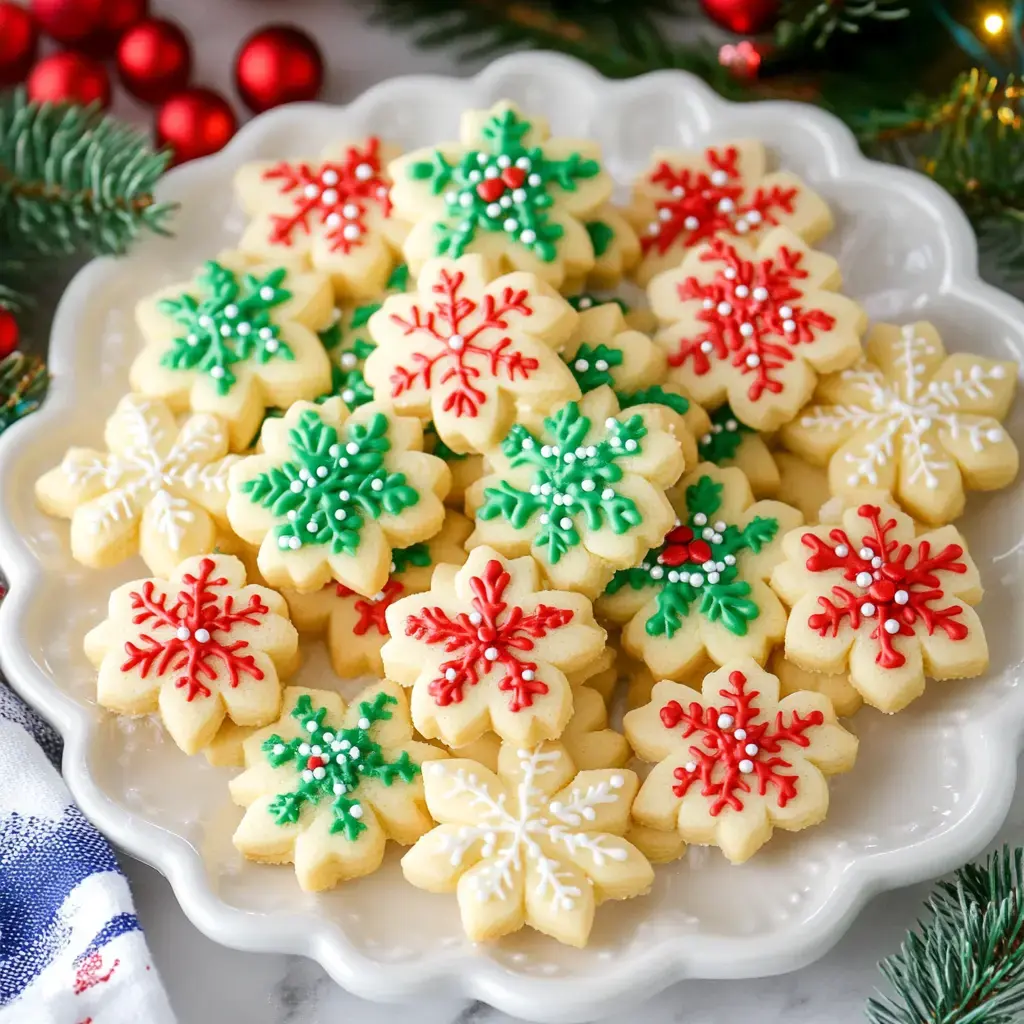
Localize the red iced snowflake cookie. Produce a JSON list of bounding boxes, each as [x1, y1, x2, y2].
[[382, 546, 606, 748], [624, 658, 857, 863], [770, 500, 987, 713], [648, 227, 866, 431], [84, 554, 299, 756]]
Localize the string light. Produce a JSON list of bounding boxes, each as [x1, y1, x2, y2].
[[983, 12, 1006, 35]]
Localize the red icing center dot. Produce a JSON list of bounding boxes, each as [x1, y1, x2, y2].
[[306, 755, 325, 770], [688, 539, 713, 565], [869, 579, 896, 603], [502, 166, 526, 189], [476, 178, 505, 202]]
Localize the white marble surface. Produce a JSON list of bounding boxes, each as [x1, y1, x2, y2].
[[56, 1, 1022, 1019]]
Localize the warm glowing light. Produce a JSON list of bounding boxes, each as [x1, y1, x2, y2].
[[984, 12, 1006, 34]]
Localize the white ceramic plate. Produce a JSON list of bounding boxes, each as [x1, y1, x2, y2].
[[2, 53, 1024, 1024]]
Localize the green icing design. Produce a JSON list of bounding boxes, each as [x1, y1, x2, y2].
[[698, 404, 754, 464], [566, 342, 624, 391], [156, 261, 294, 395], [477, 401, 647, 564], [390, 541, 431, 574], [605, 475, 778, 638], [263, 692, 419, 840], [586, 219, 615, 257], [241, 409, 419, 556], [617, 386, 690, 417], [408, 107, 601, 262]]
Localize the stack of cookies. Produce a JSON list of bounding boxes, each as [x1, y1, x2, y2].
[[35, 101, 1018, 949]]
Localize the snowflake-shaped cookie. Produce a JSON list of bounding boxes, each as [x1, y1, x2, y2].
[[389, 101, 613, 289], [627, 139, 833, 286], [648, 227, 867, 431], [563, 204, 641, 292], [467, 386, 686, 598], [36, 395, 238, 576], [770, 499, 987, 713], [598, 463, 802, 681], [365, 255, 579, 455], [624, 659, 858, 863], [696, 403, 780, 498], [233, 136, 407, 300], [84, 554, 298, 756], [382, 546, 606, 748], [133, 254, 335, 450], [779, 321, 1018, 525], [402, 742, 652, 947], [230, 681, 443, 891], [282, 511, 472, 678], [227, 397, 449, 595]]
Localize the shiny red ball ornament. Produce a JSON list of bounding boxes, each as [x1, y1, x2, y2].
[[117, 18, 192, 104], [155, 87, 237, 166], [0, 310, 19, 360], [0, 2, 39, 87], [234, 24, 323, 114], [719, 40, 763, 80], [27, 52, 111, 108], [700, 0, 780, 35], [88, 0, 149, 54], [30, 0, 105, 46]]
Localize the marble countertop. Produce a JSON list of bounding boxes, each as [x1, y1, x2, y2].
[[72, 1, 1023, 1019]]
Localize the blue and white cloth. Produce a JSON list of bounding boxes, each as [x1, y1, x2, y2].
[[0, 684, 175, 1023]]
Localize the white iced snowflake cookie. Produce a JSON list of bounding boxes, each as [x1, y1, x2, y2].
[[364, 254, 579, 456], [233, 137, 408, 300], [388, 101, 613, 290], [35, 395, 238, 575], [226, 398, 450, 596], [401, 741, 653, 947], [626, 139, 833, 287], [779, 321, 1018, 525], [648, 227, 867, 431], [132, 253, 335, 450], [624, 658, 858, 864], [382, 546, 606, 749], [282, 511, 472, 679], [230, 681, 444, 891], [83, 554, 298, 756], [770, 499, 987, 713]]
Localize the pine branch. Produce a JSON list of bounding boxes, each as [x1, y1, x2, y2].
[[0, 88, 176, 258], [867, 846, 1024, 1024], [0, 259, 29, 314], [775, 1, 912, 52], [0, 352, 48, 434]]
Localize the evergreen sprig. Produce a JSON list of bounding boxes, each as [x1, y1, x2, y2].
[[775, 0, 912, 52], [868, 846, 1024, 1024]]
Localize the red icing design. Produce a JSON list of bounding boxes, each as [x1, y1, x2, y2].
[[667, 238, 836, 401], [641, 145, 798, 255], [334, 577, 405, 636], [74, 952, 120, 994], [387, 268, 538, 417], [802, 503, 969, 670], [659, 524, 712, 567], [404, 559, 572, 711], [660, 670, 824, 815], [121, 558, 268, 701], [261, 137, 392, 253]]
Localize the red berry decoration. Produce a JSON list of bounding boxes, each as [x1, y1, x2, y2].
[[27, 52, 111, 109], [700, 0, 779, 35], [155, 87, 237, 166], [30, 0, 105, 46], [234, 24, 323, 114], [117, 18, 192, 104], [0, 2, 38, 87], [0, 310, 19, 360]]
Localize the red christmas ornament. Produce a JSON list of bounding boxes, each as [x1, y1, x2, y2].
[[0, 310, 19, 360], [88, 0, 149, 54], [700, 0, 780, 35], [117, 18, 192, 104], [30, 0, 105, 46], [0, 2, 39, 87], [27, 52, 111, 108], [155, 87, 237, 165], [719, 40, 763, 80], [234, 24, 323, 114]]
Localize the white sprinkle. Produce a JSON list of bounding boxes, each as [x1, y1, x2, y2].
[[894, 590, 909, 605], [861, 602, 876, 617], [834, 544, 848, 557], [484, 647, 499, 661], [717, 714, 734, 729], [739, 759, 754, 773], [884, 618, 901, 634], [856, 571, 873, 588]]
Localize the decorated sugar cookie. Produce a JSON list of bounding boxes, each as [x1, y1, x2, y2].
[[233, 137, 407, 300], [568, 293, 657, 335], [564, 204, 641, 291], [624, 659, 858, 863], [768, 649, 862, 719], [627, 140, 833, 286], [467, 386, 686, 598], [230, 682, 443, 891], [133, 254, 335, 450], [773, 451, 831, 524], [598, 463, 802, 680], [648, 227, 867, 431], [365, 255, 579, 455], [402, 742, 653, 947], [569, 643, 619, 704], [227, 398, 449, 595], [770, 500, 987, 713], [84, 554, 298, 756], [779, 321, 1019, 525], [382, 546, 605, 748], [389, 101, 613, 289], [696, 404, 780, 498], [282, 512, 472, 679], [36, 395, 237, 576]]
